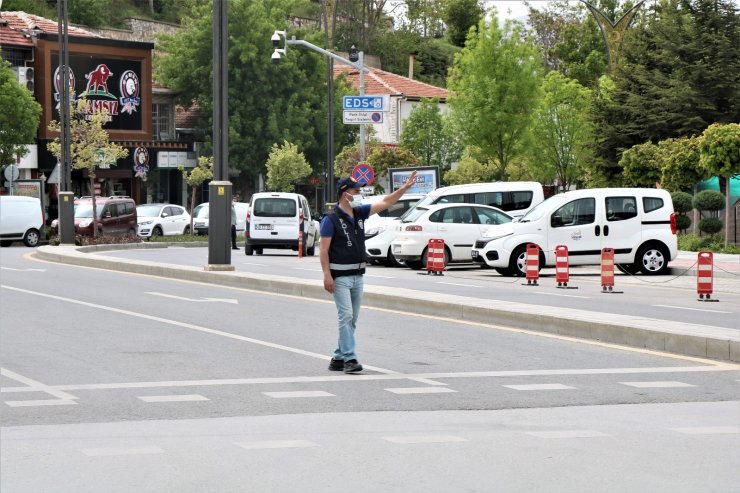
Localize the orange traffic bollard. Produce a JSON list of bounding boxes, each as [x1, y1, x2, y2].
[[600, 248, 621, 293], [425, 238, 445, 276], [525, 243, 540, 286], [697, 251, 718, 302], [298, 226, 303, 259], [555, 245, 570, 288]]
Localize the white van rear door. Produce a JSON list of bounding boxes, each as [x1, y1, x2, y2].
[[250, 196, 299, 240]]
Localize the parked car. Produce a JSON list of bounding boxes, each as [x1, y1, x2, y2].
[[50, 196, 137, 237], [363, 193, 424, 266], [136, 203, 191, 238], [245, 192, 317, 255], [391, 203, 513, 270], [0, 195, 44, 247], [471, 188, 678, 276], [192, 201, 249, 235]]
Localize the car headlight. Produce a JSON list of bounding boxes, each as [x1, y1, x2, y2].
[[365, 225, 386, 236], [139, 220, 153, 226], [79, 219, 92, 227]]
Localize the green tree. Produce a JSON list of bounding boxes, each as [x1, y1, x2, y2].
[[265, 140, 312, 192], [365, 145, 420, 192], [447, 16, 543, 180], [619, 141, 661, 187], [48, 98, 129, 237], [443, 0, 485, 47], [399, 98, 460, 173], [179, 156, 213, 233], [658, 136, 705, 192], [528, 72, 593, 192], [443, 149, 490, 184], [0, 61, 42, 169], [698, 122, 740, 245], [334, 138, 382, 178]]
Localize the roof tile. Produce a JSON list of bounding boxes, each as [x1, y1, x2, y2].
[[333, 65, 447, 99]]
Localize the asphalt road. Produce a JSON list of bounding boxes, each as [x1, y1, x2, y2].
[[1, 245, 739, 492]]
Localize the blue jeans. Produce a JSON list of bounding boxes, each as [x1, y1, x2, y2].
[[332, 274, 364, 361]]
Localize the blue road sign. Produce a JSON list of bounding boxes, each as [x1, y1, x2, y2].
[[343, 95, 385, 111], [352, 163, 374, 184]]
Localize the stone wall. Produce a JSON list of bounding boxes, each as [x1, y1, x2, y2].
[[81, 18, 179, 44]]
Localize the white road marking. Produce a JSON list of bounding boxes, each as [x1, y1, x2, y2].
[[146, 292, 238, 304], [540, 292, 591, 299], [5, 399, 77, 407], [653, 304, 733, 314], [81, 446, 165, 457], [241, 262, 269, 266], [436, 282, 484, 288], [0, 267, 46, 272], [2, 365, 736, 395], [365, 274, 395, 279], [138, 394, 209, 403], [503, 384, 575, 391], [620, 381, 696, 388], [384, 387, 457, 394], [670, 426, 739, 435], [383, 435, 468, 444], [235, 440, 319, 450], [293, 267, 322, 272], [263, 391, 334, 398], [526, 430, 611, 439], [1, 368, 77, 401], [0, 285, 443, 387]]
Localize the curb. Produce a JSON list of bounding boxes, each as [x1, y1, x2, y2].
[[34, 245, 739, 364]]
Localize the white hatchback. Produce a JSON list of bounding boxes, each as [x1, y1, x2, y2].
[[136, 203, 191, 238], [390, 203, 513, 270], [363, 193, 424, 266]]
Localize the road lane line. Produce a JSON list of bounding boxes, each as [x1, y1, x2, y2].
[[620, 381, 696, 388], [235, 440, 319, 450], [436, 282, 484, 288], [5, 399, 77, 407], [262, 391, 334, 398], [1, 368, 77, 401], [384, 387, 457, 394], [503, 384, 575, 390], [138, 394, 210, 402], [81, 446, 164, 457], [0, 285, 443, 387], [540, 292, 591, 299], [382, 435, 468, 444], [526, 430, 611, 439], [669, 427, 739, 435], [653, 304, 733, 314]]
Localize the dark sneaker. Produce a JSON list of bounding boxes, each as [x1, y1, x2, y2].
[[343, 359, 363, 373], [328, 358, 344, 371]]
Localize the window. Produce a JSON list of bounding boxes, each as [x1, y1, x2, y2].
[[474, 207, 511, 225], [551, 198, 595, 227], [605, 196, 638, 222], [435, 193, 465, 204], [430, 207, 473, 224], [253, 198, 296, 217], [377, 198, 418, 218], [643, 197, 664, 213], [152, 103, 172, 141], [473, 191, 533, 212]]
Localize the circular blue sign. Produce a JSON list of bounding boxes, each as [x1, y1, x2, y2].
[[352, 164, 374, 185]]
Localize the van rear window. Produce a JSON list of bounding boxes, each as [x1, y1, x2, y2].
[[253, 198, 297, 217], [643, 197, 664, 213], [473, 191, 533, 212]]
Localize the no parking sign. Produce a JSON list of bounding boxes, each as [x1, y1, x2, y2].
[[352, 163, 374, 185]]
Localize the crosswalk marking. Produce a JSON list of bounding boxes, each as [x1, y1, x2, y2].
[[138, 394, 209, 403], [384, 387, 457, 394], [526, 430, 611, 439], [620, 381, 696, 388], [503, 384, 575, 391], [81, 446, 164, 457], [5, 399, 77, 407], [262, 391, 334, 398], [235, 440, 319, 450], [670, 427, 739, 435], [383, 435, 468, 444]]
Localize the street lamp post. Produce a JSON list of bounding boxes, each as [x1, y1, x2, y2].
[[57, 0, 75, 245], [271, 32, 369, 204]]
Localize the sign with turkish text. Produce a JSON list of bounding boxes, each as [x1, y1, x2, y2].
[[343, 111, 383, 124], [342, 95, 385, 111], [389, 166, 439, 195]]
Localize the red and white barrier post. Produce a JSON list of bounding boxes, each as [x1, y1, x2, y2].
[[555, 245, 570, 288], [601, 248, 616, 292], [426, 238, 446, 276], [297, 226, 303, 259], [697, 251, 717, 301], [525, 243, 540, 286]]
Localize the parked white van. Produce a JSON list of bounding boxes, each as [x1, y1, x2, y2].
[[0, 195, 44, 247], [471, 188, 677, 276], [245, 192, 317, 256], [400, 181, 544, 220]]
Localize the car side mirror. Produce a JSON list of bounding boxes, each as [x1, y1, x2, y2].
[[162, 213, 169, 218], [103, 211, 112, 218], [551, 215, 563, 227]]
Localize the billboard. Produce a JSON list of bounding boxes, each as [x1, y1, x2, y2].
[[388, 166, 439, 195], [51, 54, 143, 131]]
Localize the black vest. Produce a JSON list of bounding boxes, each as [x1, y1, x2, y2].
[[327, 208, 367, 279]]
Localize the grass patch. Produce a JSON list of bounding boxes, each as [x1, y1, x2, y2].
[[677, 233, 740, 254]]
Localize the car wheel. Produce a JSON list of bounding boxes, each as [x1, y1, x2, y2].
[[616, 263, 641, 275], [22, 229, 40, 247], [386, 250, 405, 267], [495, 267, 515, 276], [1, 240, 13, 247], [183, 225, 191, 235], [152, 226, 163, 237], [405, 260, 424, 270], [244, 244, 253, 255], [509, 246, 528, 277], [421, 246, 451, 269], [129, 228, 136, 235], [637, 244, 669, 275]]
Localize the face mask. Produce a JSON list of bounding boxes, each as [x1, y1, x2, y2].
[[347, 193, 362, 207]]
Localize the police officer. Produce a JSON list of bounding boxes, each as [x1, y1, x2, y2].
[[320, 171, 418, 373]]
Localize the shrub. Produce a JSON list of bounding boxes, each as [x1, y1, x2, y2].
[[698, 218, 723, 235], [675, 214, 691, 231], [677, 233, 740, 254], [693, 190, 725, 212], [670, 191, 693, 214], [48, 234, 142, 246]]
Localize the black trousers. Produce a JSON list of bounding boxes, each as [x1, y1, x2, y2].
[[231, 224, 237, 248]]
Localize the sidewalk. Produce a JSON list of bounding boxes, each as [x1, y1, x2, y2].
[[668, 251, 740, 278], [33, 245, 740, 364]]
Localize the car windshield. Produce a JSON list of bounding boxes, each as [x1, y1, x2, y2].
[[398, 194, 436, 221], [517, 195, 567, 222], [137, 205, 162, 217], [74, 204, 103, 218], [193, 205, 209, 218], [401, 206, 429, 223], [253, 198, 296, 217]]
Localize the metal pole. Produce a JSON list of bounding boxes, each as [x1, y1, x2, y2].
[[327, 58, 335, 205], [359, 51, 365, 162], [57, 0, 74, 244], [206, 0, 233, 269]]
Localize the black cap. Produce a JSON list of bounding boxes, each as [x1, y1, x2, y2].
[[337, 177, 364, 193]]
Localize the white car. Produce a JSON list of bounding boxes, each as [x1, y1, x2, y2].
[[136, 204, 191, 238], [390, 203, 513, 270], [0, 196, 44, 247], [363, 193, 424, 266], [192, 201, 249, 235]]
